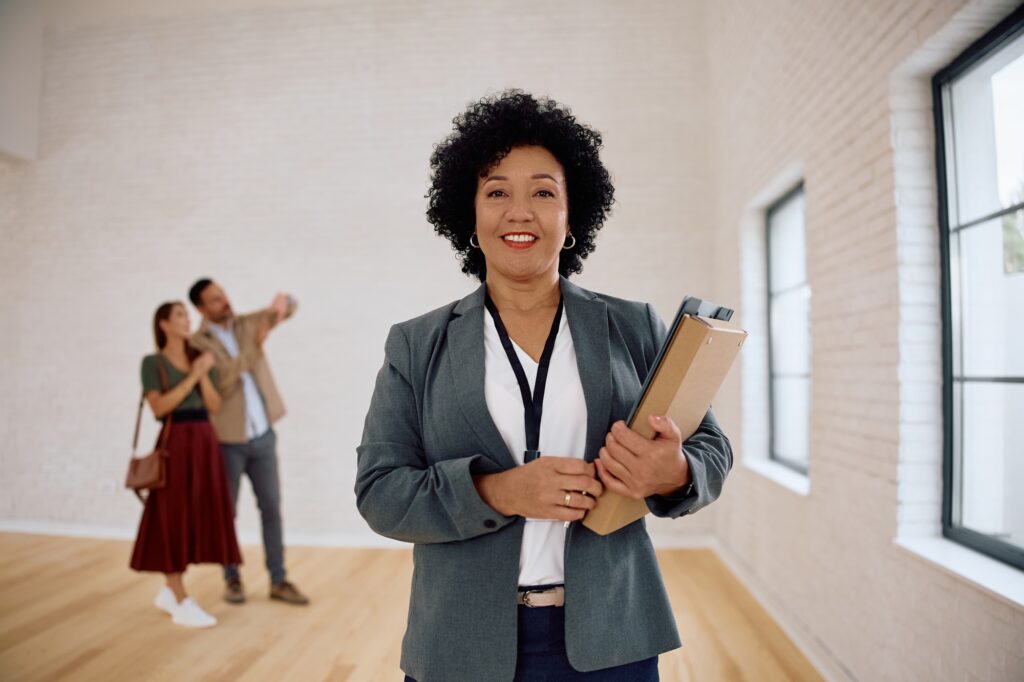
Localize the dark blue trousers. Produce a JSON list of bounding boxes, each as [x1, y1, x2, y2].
[[405, 604, 659, 681]]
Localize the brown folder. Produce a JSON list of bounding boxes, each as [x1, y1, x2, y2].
[[582, 308, 747, 535]]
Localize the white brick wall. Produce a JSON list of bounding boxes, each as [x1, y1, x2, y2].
[[0, 1, 42, 160], [0, 0, 715, 545], [710, 0, 1024, 680], [2, 1, 1023, 679]]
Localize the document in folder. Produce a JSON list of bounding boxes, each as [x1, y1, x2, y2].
[[582, 298, 747, 536]]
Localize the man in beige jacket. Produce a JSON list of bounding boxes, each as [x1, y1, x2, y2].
[[189, 278, 308, 606]]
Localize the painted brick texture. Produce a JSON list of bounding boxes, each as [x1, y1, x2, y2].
[[0, 0, 715, 545], [707, 1, 1024, 680], [1, 2, 1022, 680]]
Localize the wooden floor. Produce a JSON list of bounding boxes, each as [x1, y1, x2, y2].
[[0, 533, 821, 681]]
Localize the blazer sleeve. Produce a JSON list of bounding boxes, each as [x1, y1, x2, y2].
[[238, 296, 298, 332], [641, 303, 734, 519], [212, 299, 295, 394], [193, 324, 262, 399], [355, 324, 516, 544]]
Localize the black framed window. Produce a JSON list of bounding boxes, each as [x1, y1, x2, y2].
[[934, 5, 1024, 571], [766, 183, 810, 474]]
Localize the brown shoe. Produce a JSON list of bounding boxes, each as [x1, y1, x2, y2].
[[270, 580, 309, 605], [224, 578, 246, 604]]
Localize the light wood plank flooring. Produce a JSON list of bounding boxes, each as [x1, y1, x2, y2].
[[0, 533, 820, 681]]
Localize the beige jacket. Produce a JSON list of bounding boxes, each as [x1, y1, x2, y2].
[[190, 299, 297, 444]]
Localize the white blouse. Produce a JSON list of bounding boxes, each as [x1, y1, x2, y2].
[[483, 308, 588, 587]]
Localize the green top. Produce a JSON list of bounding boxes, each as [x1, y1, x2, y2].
[[140, 354, 218, 414]]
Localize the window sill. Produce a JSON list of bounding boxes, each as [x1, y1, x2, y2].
[[894, 536, 1024, 610], [743, 457, 810, 496]]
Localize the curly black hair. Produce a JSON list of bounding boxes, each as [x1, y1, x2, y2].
[[426, 90, 615, 281]]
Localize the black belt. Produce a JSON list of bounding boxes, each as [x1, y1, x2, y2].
[[163, 408, 208, 423]]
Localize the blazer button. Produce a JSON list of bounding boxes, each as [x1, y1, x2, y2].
[[483, 519, 497, 529]]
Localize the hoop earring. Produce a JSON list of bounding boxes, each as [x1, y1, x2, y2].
[[563, 232, 576, 251], [469, 234, 480, 249]]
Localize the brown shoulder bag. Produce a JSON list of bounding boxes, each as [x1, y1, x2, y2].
[[125, 357, 173, 503]]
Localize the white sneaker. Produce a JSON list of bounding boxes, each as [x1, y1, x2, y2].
[[154, 586, 177, 615], [171, 597, 218, 628]]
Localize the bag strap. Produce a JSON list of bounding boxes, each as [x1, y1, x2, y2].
[[155, 357, 174, 449], [130, 355, 174, 459], [131, 393, 145, 456]]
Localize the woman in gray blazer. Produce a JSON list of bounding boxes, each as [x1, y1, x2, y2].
[[356, 90, 732, 682]]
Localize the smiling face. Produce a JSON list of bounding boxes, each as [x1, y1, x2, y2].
[[158, 303, 191, 344], [474, 145, 569, 284]]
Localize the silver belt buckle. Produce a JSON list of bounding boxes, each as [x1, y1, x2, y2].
[[518, 586, 560, 608], [520, 588, 544, 608]]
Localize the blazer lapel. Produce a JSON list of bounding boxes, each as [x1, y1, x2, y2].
[[447, 278, 612, 469], [194, 320, 231, 360], [561, 277, 611, 463], [447, 284, 518, 471]]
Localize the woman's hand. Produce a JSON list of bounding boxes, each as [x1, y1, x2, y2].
[[596, 416, 691, 499], [191, 351, 216, 376], [474, 457, 604, 522], [192, 352, 221, 412]]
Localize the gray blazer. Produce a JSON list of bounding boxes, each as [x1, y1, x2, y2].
[[356, 277, 732, 682]]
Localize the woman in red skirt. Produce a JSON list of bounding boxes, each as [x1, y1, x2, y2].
[[130, 301, 242, 628]]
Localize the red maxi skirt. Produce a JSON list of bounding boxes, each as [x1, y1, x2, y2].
[[130, 411, 242, 573]]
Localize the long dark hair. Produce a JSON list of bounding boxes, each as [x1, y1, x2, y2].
[[152, 301, 200, 361]]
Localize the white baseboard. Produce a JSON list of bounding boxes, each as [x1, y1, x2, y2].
[[649, 532, 717, 549], [0, 519, 406, 548], [0, 519, 714, 550], [708, 537, 854, 682], [0, 520, 137, 541]]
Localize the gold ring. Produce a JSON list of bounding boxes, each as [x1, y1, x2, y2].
[[564, 492, 572, 506]]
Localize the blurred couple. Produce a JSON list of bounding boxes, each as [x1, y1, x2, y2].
[[128, 279, 309, 628]]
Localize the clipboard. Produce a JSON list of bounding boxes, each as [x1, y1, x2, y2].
[[581, 297, 747, 536]]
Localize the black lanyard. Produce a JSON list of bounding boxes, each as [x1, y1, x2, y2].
[[484, 293, 564, 463]]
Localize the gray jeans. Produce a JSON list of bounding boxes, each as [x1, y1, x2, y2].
[[221, 428, 286, 585]]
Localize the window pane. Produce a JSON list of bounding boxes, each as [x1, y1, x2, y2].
[[770, 285, 811, 376], [955, 211, 1024, 377], [940, 12, 1024, 571], [771, 376, 809, 470], [768, 189, 806, 292], [767, 185, 810, 473], [949, 32, 1024, 226], [958, 381, 1024, 552]]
